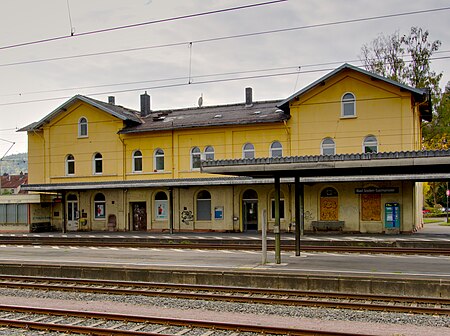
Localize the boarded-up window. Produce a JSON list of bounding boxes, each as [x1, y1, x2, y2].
[[361, 194, 381, 221]]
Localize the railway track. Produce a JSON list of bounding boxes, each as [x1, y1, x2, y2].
[[0, 238, 449, 254], [0, 304, 375, 336], [0, 275, 448, 316]]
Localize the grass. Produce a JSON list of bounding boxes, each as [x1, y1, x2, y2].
[[439, 222, 450, 226], [423, 218, 443, 224]]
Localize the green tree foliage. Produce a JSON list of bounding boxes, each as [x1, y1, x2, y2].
[[0, 152, 28, 175], [360, 27, 442, 101], [360, 27, 448, 208]]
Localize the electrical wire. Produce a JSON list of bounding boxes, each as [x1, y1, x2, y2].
[[1, 56, 449, 107], [0, 6, 448, 69], [0, 0, 287, 51]]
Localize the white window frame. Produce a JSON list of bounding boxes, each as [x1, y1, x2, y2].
[[132, 150, 143, 173], [363, 135, 378, 153], [153, 148, 164, 172], [78, 117, 88, 137], [321, 138, 336, 155], [270, 141, 283, 158], [341, 92, 356, 118], [242, 143, 255, 159], [93, 152, 103, 175], [191, 147, 201, 170], [94, 193, 106, 220], [66, 154, 75, 176], [204, 146, 215, 161]]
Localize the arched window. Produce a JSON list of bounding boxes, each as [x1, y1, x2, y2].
[[191, 147, 201, 170], [341, 92, 356, 117], [93, 153, 103, 174], [154, 148, 164, 171], [196, 190, 211, 220], [94, 193, 106, 219], [321, 138, 336, 155], [155, 191, 168, 219], [363, 135, 378, 153], [270, 141, 283, 158], [242, 143, 255, 159], [66, 154, 75, 175], [78, 117, 88, 137], [204, 146, 215, 161], [132, 150, 143, 172]]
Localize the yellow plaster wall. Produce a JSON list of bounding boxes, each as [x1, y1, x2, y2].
[[289, 70, 418, 156]]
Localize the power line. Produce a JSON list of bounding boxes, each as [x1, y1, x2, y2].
[[0, 0, 287, 51], [2, 56, 450, 108], [0, 6, 448, 69]]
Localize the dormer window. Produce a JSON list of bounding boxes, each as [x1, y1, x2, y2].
[[341, 93, 356, 118], [78, 117, 88, 137]]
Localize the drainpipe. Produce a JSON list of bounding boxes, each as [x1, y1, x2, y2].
[[274, 175, 281, 264]]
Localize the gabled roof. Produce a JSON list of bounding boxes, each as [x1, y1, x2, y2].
[[120, 100, 287, 134], [1, 173, 28, 189], [18, 95, 141, 132], [277, 63, 432, 121]]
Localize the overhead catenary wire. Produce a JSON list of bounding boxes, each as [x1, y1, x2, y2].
[[0, 0, 287, 51], [1, 56, 449, 108], [0, 6, 448, 69]]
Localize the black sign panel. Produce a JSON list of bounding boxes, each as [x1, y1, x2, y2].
[[355, 187, 399, 194]]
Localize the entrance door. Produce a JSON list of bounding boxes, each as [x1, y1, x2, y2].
[[67, 194, 79, 231], [242, 189, 258, 231], [132, 202, 147, 231]]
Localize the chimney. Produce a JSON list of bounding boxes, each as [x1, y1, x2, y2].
[[140, 91, 151, 117], [108, 96, 115, 105], [245, 87, 253, 107]]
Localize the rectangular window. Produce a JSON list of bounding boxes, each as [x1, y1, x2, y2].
[[197, 200, 211, 220], [134, 158, 143, 172], [271, 199, 285, 219], [17, 204, 28, 223], [95, 160, 103, 174], [6, 204, 16, 223], [155, 156, 164, 171], [0, 204, 6, 222]]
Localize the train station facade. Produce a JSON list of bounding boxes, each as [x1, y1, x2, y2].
[[20, 63, 437, 234]]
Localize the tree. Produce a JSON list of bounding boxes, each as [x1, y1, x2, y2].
[[360, 27, 446, 208]]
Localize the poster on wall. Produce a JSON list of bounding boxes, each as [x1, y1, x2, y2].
[[155, 201, 168, 219], [95, 204, 105, 219], [214, 206, 224, 220]]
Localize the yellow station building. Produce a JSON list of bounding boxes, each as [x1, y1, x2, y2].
[[20, 64, 432, 233]]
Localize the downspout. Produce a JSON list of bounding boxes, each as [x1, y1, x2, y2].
[[283, 120, 291, 156]]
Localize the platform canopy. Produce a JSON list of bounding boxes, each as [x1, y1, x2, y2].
[[201, 149, 450, 182]]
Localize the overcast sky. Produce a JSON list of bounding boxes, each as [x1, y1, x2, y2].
[[1, 0, 449, 156]]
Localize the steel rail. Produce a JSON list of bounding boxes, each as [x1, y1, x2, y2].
[[0, 275, 448, 316], [0, 238, 449, 254], [0, 304, 376, 336]]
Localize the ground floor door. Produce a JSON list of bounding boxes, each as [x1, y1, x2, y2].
[[243, 200, 258, 231], [67, 195, 78, 232], [132, 202, 147, 231]]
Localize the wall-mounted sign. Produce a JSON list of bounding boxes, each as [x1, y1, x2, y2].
[[214, 206, 224, 220], [355, 187, 399, 194]]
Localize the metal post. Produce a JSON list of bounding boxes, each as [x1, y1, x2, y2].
[[61, 191, 66, 234], [262, 209, 267, 265], [446, 181, 449, 224], [295, 176, 304, 256], [274, 175, 281, 264], [169, 188, 174, 234]]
